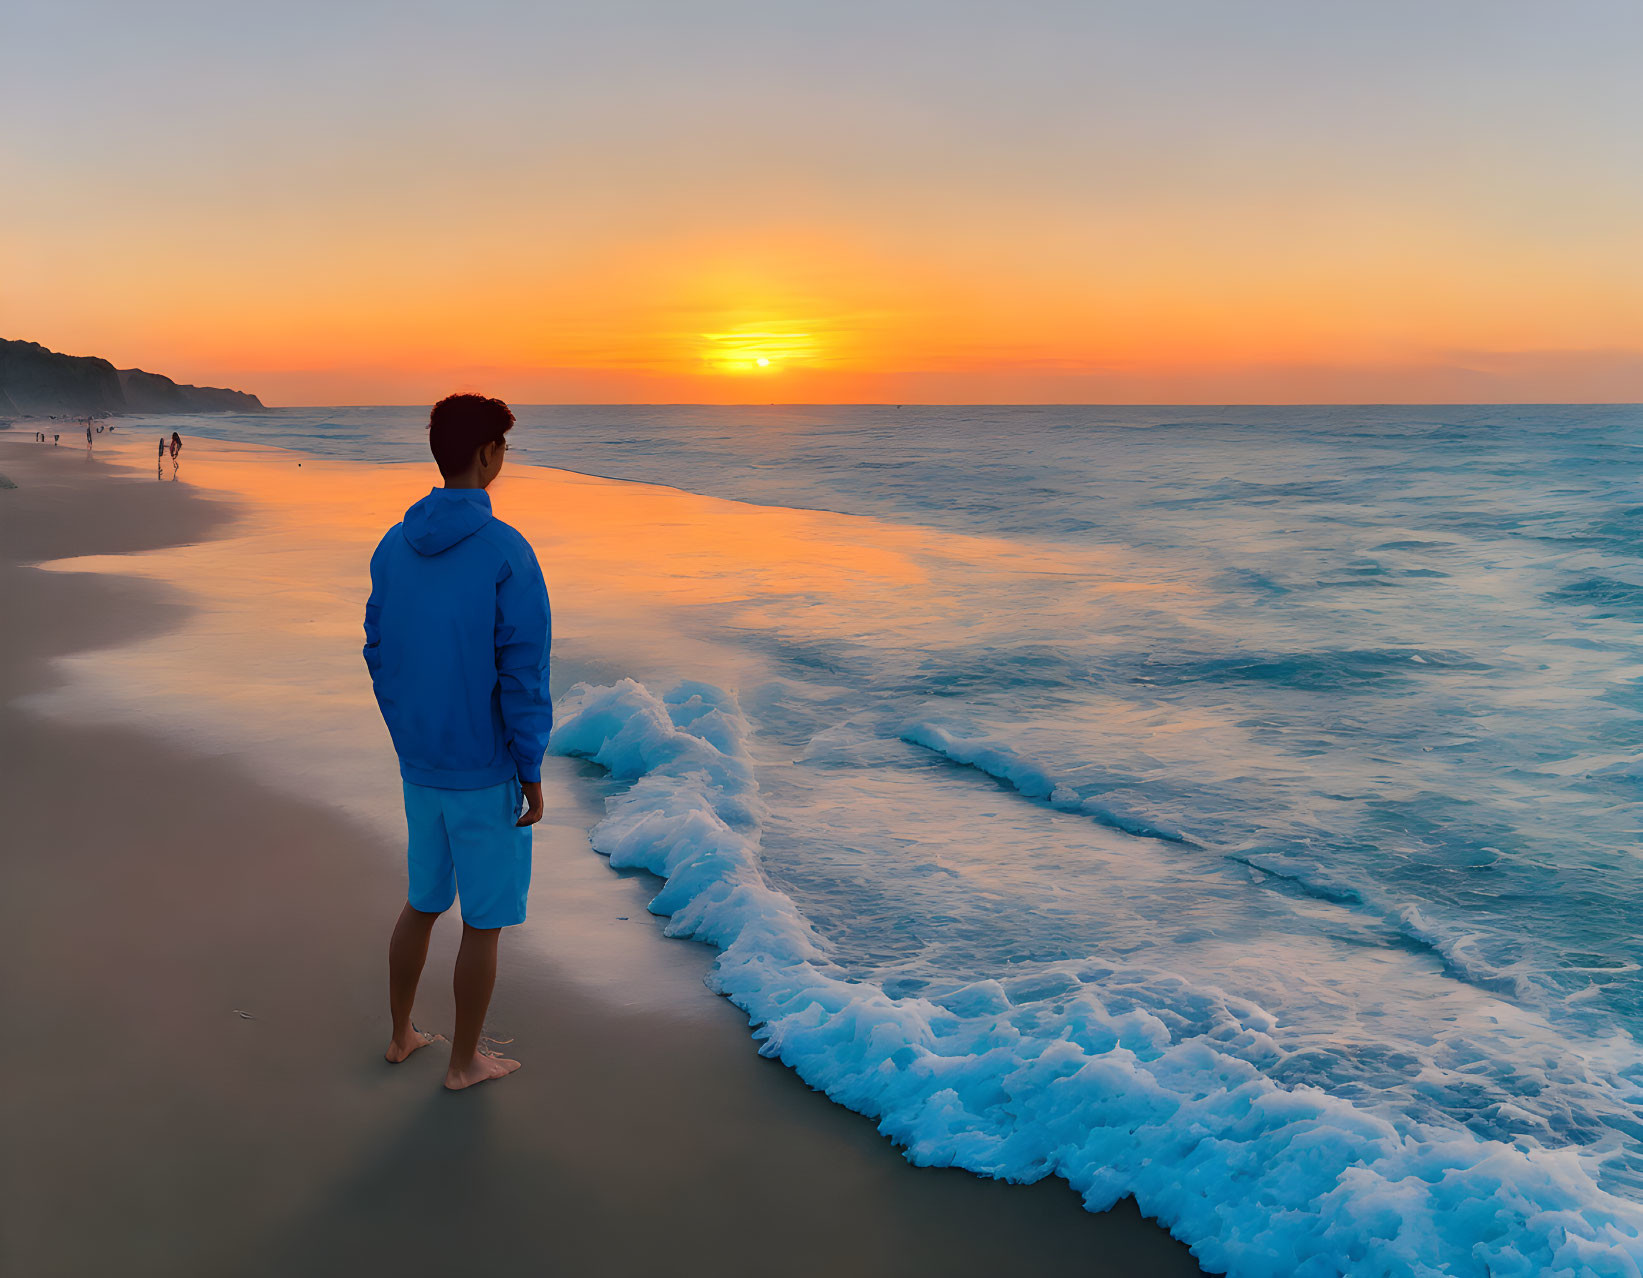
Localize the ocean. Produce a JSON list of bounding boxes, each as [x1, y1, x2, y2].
[[120, 404, 1643, 1273]]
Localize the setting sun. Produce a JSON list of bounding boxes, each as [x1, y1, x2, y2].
[[700, 323, 816, 375]]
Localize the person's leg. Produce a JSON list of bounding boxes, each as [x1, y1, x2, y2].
[[441, 778, 530, 1090], [444, 923, 520, 1089], [385, 902, 444, 1062], [388, 781, 457, 1063]]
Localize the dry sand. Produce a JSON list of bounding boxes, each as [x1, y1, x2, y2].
[[0, 438, 1206, 1277]]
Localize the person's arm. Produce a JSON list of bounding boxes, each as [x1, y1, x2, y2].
[[363, 543, 384, 682], [495, 547, 552, 826]]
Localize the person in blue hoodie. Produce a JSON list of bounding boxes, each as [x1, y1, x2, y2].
[[364, 393, 551, 1091]]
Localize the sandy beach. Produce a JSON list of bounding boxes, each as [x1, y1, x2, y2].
[[0, 436, 1203, 1277]]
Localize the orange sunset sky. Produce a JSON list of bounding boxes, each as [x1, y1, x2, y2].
[[5, 1, 1641, 405]]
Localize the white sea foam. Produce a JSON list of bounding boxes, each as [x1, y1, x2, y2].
[[552, 677, 1643, 1278]]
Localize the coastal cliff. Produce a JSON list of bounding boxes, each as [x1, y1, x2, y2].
[[0, 339, 264, 417]]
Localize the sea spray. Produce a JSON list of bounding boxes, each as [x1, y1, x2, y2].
[[551, 677, 1643, 1278]]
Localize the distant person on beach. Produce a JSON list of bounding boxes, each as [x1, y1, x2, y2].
[[363, 393, 551, 1091], [53, 434, 58, 445], [169, 431, 182, 459], [158, 437, 166, 458]]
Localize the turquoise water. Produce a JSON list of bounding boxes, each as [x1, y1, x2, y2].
[[157, 404, 1643, 1273]]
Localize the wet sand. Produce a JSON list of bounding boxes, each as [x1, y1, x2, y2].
[[0, 439, 1205, 1277]]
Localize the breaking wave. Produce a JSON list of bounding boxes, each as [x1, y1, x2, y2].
[[552, 677, 1643, 1278]]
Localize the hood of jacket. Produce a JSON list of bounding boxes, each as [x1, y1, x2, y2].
[[400, 487, 494, 556]]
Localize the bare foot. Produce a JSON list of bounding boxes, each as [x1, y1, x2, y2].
[[444, 1051, 522, 1091], [385, 1026, 445, 1063]]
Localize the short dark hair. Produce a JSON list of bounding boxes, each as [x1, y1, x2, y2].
[[428, 393, 514, 478]]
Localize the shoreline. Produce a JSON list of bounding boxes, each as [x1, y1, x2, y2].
[[0, 439, 1204, 1276]]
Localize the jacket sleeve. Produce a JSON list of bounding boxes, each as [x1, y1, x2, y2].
[[363, 541, 384, 684], [495, 546, 553, 783]]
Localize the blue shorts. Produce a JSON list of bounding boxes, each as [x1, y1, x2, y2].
[[403, 777, 533, 929]]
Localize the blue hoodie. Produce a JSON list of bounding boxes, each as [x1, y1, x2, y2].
[[363, 487, 552, 788]]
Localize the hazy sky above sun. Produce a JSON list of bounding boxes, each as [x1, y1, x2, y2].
[[5, 0, 1641, 405]]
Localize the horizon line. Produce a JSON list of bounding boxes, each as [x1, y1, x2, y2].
[[237, 400, 1643, 411]]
